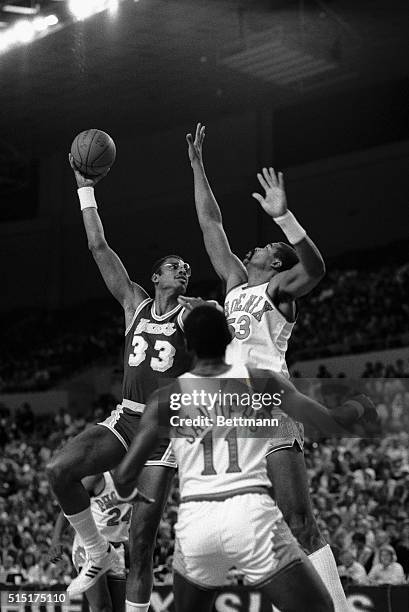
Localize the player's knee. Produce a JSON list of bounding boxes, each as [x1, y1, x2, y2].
[[46, 456, 74, 489]]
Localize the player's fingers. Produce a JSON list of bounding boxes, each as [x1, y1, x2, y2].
[[68, 153, 76, 170], [194, 122, 201, 143], [256, 172, 270, 192], [278, 171, 285, 189], [252, 192, 264, 204], [262, 167, 274, 186], [268, 167, 278, 185], [186, 133, 193, 144]]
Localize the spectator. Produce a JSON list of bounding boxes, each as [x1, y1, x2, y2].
[[338, 549, 368, 585], [368, 545, 406, 585]]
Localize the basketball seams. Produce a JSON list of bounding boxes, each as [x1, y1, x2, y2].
[[70, 129, 116, 178], [84, 129, 98, 177]]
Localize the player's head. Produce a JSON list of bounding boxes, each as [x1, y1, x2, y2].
[[184, 305, 232, 359], [243, 242, 299, 276], [151, 255, 190, 294]]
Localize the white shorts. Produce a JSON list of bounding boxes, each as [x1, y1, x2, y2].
[[72, 538, 126, 578], [173, 492, 304, 588]]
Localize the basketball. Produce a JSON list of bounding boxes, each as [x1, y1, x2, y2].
[[70, 129, 116, 178]]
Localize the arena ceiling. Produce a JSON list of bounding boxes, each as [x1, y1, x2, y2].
[[0, 0, 408, 156]]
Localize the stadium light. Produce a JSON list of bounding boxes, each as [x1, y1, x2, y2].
[[68, 0, 115, 21], [12, 19, 35, 44], [2, 4, 40, 16]]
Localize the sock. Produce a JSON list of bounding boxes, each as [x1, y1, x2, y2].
[[65, 506, 108, 559], [309, 544, 349, 612], [125, 602, 150, 612]]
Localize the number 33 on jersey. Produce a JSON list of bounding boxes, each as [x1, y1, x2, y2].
[[122, 298, 192, 404]]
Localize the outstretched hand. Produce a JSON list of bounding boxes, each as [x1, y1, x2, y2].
[[252, 167, 287, 218], [68, 153, 110, 189], [186, 122, 205, 166]]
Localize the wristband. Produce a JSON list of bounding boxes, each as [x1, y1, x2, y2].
[[273, 210, 306, 245], [78, 187, 97, 211]]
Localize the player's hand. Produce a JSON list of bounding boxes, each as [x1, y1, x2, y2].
[[49, 543, 63, 564], [252, 168, 287, 218], [68, 153, 110, 189], [186, 123, 205, 166], [177, 296, 206, 311]]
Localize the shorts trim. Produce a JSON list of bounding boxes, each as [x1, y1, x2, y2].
[[98, 423, 128, 450], [173, 569, 221, 591], [266, 439, 303, 456], [250, 558, 303, 588], [145, 459, 177, 468], [122, 398, 145, 413]]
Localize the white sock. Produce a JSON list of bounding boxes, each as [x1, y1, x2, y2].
[[125, 602, 150, 612], [65, 507, 108, 559], [309, 544, 349, 612]]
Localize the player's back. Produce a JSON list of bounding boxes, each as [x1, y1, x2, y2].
[[170, 363, 282, 501], [224, 282, 294, 376]]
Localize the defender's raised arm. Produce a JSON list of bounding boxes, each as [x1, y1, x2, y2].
[[187, 123, 246, 290]]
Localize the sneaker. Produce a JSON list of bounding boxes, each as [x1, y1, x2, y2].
[[67, 545, 121, 597]]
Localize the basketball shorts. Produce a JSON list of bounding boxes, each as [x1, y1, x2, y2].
[[173, 492, 304, 588], [266, 410, 304, 454], [98, 401, 176, 468], [72, 540, 127, 578]]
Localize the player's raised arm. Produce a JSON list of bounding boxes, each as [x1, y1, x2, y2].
[[69, 154, 148, 314], [252, 168, 326, 299], [187, 123, 247, 289]]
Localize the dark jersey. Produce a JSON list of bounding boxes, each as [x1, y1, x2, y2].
[[122, 298, 191, 406]]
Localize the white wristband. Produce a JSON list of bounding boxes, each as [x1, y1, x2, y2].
[[273, 210, 306, 245], [78, 187, 97, 211], [115, 486, 139, 503]]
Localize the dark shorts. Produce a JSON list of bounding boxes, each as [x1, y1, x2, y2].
[[98, 401, 176, 468]]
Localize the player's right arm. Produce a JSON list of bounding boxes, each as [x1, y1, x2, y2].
[[69, 155, 148, 321], [187, 123, 247, 291]]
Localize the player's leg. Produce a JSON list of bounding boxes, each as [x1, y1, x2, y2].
[[125, 464, 175, 612], [47, 424, 126, 593], [173, 571, 216, 612], [84, 574, 114, 612], [261, 558, 334, 612], [267, 446, 348, 612], [107, 575, 126, 612]]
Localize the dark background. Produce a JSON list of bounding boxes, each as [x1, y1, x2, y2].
[[0, 0, 408, 310]]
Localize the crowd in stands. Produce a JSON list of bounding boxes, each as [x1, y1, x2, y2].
[[1, 254, 409, 589], [1, 260, 408, 392], [1, 371, 409, 589]]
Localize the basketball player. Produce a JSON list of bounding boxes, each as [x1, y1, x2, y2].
[[113, 306, 380, 611], [185, 123, 349, 611], [50, 472, 132, 612], [46, 156, 201, 612]]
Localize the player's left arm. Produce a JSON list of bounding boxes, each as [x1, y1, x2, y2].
[[252, 168, 325, 299], [113, 389, 170, 501], [250, 367, 378, 437]]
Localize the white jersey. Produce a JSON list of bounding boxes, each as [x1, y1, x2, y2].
[[171, 363, 276, 501], [73, 472, 132, 551], [224, 282, 294, 377]]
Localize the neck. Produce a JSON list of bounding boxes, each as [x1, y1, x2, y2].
[[190, 356, 229, 376], [246, 267, 274, 287], [154, 289, 180, 315]]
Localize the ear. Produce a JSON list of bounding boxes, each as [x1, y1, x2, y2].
[[152, 272, 159, 284], [270, 258, 282, 270]]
